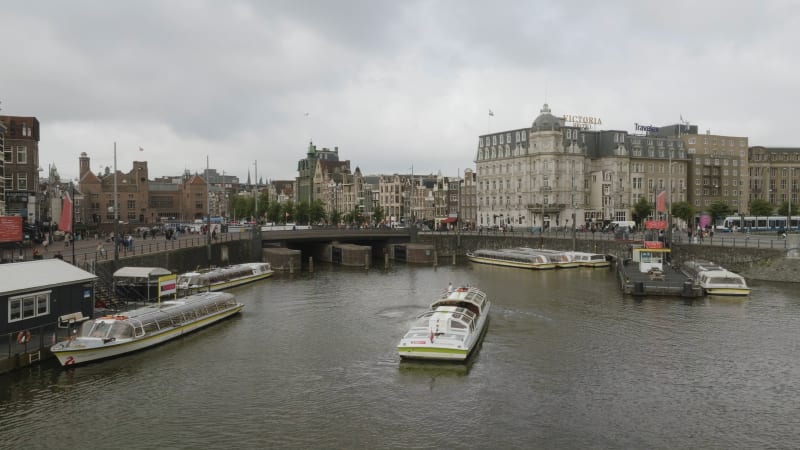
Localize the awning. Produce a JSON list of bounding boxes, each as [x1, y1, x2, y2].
[[113, 267, 172, 279], [441, 217, 458, 223]]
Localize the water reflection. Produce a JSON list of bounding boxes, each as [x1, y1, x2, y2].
[[2, 263, 800, 448]]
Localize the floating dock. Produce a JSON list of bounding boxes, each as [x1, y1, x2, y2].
[[615, 243, 703, 298]]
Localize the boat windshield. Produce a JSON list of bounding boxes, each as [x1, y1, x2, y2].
[[79, 320, 135, 339], [707, 276, 745, 286]]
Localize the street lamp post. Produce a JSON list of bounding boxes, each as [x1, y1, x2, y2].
[[113, 142, 119, 263], [71, 181, 76, 265], [540, 185, 550, 248], [788, 168, 795, 233]]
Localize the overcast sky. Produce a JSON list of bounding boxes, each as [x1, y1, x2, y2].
[[2, 1, 798, 183]]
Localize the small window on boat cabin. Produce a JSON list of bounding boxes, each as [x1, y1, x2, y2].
[[450, 320, 468, 330]]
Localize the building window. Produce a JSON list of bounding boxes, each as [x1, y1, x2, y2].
[[9, 290, 50, 323], [17, 173, 27, 190], [16, 146, 27, 164]]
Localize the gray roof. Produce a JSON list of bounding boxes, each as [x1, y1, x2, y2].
[[0, 259, 98, 296]]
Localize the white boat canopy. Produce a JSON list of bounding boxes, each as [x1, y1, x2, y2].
[[113, 267, 172, 279]]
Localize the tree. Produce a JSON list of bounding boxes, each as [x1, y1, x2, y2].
[[372, 204, 385, 225], [777, 201, 795, 217], [707, 201, 733, 226], [633, 197, 652, 229], [309, 200, 326, 224], [230, 195, 254, 221], [281, 201, 295, 223], [750, 199, 774, 216], [671, 201, 695, 229], [267, 201, 281, 224], [329, 209, 341, 226], [350, 205, 362, 225], [256, 192, 269, 222], [295, 201, 310, 225]]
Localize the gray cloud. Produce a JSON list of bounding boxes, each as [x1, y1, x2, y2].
[[1, 0, 797, 182]]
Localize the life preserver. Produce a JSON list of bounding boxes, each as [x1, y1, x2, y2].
[[457, 287, 468, 292], [16, 330, 31, 344]]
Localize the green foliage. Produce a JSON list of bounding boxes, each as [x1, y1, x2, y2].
[[281, 201, 295, 223], [329, 209, 341, 226], [671, 201, 695, 226], [350, 205, 362, 225], [256, 192, 269, 221], [633, 197, 652, 228], [777, 201, 796, 217], [267, 201, 282, 224], [295, 201, 310, 224], [750, 199, 774, 216], [230, 195, 254, 221], [309, 200, 326, 224], [707, 201, 733, 223], [372, 204, 385, 225]]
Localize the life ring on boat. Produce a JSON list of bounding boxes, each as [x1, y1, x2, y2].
[[456, 287, 468, 292], [114, 316, 128, 320], [16, 330, 31, 344]]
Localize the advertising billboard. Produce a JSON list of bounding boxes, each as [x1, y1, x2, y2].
[[0, 216, 23, 243]]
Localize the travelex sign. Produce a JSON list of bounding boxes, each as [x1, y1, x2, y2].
[[635, 123, 659, 133]]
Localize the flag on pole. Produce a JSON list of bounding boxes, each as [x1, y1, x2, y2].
[[656, 190, 667, 213], [59, 192, 73, 233], [488, 109, 494, 117]]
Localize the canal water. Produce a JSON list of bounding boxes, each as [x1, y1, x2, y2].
[[1, 263, 799, 449]]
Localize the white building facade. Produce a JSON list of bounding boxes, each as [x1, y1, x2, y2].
[[475, 104, 687, 230]]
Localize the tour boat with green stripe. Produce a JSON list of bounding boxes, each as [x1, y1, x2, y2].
[[397, 286, 490, 361], [50, 291, 243, 366]]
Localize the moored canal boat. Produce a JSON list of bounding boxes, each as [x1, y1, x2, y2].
[[397, 286, 491, 361], [564, 251, 610, 268], [176, 262, 273, 293], [467, 248, 555, 270], [50, 291, 243, 366], [682, 260, 751, 296]]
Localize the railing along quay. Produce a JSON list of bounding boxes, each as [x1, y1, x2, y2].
[[421, 229, 793, 250]]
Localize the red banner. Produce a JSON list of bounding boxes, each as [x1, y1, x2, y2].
[[645, 220, 667, 230], [59, 192, 73, 233], [0, 216, 23, 243], [656, 190, 667, 213]]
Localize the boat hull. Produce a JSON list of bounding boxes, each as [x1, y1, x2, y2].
[[207, 271, 273, 291], [705, 287, 751, 296], [51, 305, 243, 366]]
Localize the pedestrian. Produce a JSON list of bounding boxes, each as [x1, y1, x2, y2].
[[448, 282, 454, 293]]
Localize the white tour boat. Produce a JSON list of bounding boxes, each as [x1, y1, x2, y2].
[[50, 291, 244, 366], [397, 286, 491, 361], [682, 260, 751, 296], [177, 262, 273, 293], [467, 248, 555, 270], [564, 251, 610, 268]]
